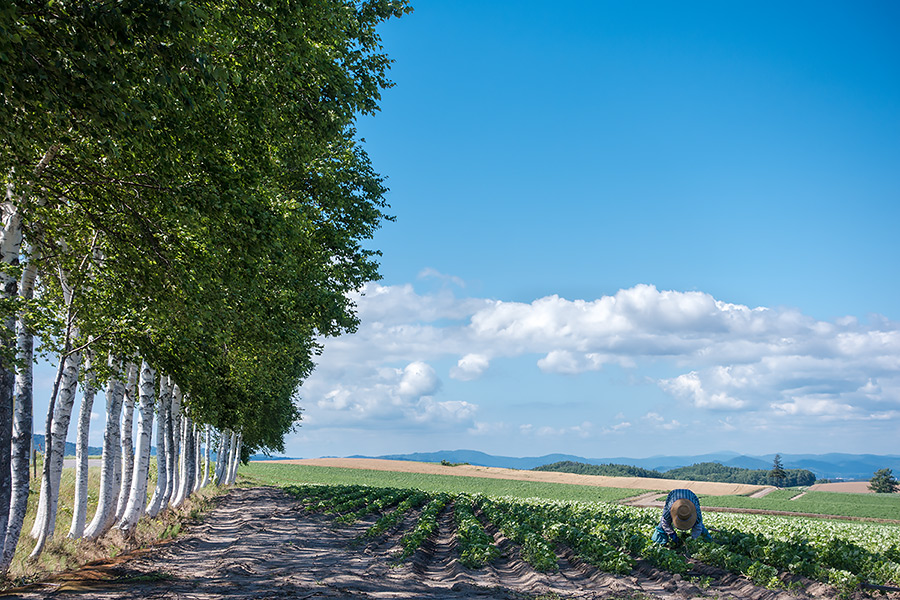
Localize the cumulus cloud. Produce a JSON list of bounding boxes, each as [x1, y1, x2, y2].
[[299, 280, 900, 435], [537, 350, 610, 374], [450, 353, 490, 381], [771, 396, 855, 418], [306, 360, 470, 428], [660, 371, 747, 410], [398, 361, 440, 398], [642, 412, 683, 430]]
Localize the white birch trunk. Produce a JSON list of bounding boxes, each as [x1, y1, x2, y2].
[[192, 423, 202, 492], [200, 425, 211, 488], [186, 419, 197, 498], [0, 249, 38, 574], [171, 415, 194, 507], [114, 362, 138, 522], [161, 377, 175, 506], [0, 194, 22, 560], [68, 351, 97, 539], [30, 348, 82, 540], [167, 384, 182, 503], [228, 433, 241, 485], [215, 429, 230, 485], [83, 358, 126, 540], [117, 361, 156, 532], [146, 375, 172, 517]]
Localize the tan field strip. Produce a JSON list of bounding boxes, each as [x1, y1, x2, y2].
[[808, 481, 874, 493], [263, 457, 765, 496]]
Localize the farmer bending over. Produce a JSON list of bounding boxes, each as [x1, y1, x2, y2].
[[651, 488, 711, 547]]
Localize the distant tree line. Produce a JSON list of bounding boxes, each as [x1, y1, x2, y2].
[[533, 461, 660, 478], [533, 460, 817, 487]]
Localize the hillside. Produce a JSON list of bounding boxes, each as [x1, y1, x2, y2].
[[32, 434, 103, 458], [357, 449, 900, 480], [535, 460, 817, 486]]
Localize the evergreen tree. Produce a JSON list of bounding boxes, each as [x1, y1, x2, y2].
[[869, 468, 899, 493], [769, 454, 787, 486]]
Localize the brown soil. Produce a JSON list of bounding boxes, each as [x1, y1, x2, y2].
[[276, 457, 766, 496], [5, 486, 862, 600]]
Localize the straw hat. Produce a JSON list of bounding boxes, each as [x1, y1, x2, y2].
[[670, 498, 697, 530]]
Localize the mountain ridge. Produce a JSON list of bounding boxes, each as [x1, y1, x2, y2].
[[345, 449, 900, 480]]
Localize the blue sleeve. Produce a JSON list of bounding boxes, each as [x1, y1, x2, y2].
[[659, 491, 676, 536], [652, 526, 670, 544]]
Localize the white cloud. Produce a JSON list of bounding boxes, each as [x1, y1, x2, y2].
[[307, 360, 466, 428], [532, 421, 594, 438], [771, 396, 856, 418], [642, 412, 683, 430], [418, 267, 466, 287], [468, 421, 509, 435], [398, 362, 440, 398], [411, 397, 477, 423], [660, 371, 747, 410], [299, 280, 900, 435], [450, 353, 490, 381], [537, 350, 611, 374]]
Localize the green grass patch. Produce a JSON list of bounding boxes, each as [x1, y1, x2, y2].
[[703, 490, 900, 520], [240, 462, 644, 503]]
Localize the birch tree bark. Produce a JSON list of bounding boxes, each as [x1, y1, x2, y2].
[[226, 431, 242, 485], [200, 425, 211, 488], [161, 377, 175, 506], [114, 362, 138, 522], [215, 429, 231, 485], [146, 375, 172, 517], [30, 347, 81, 541], [0, 247, 39, 575], [217, 429, 228, 484], [2, 147, 59, 549], [172, 414, 195, 507], [68, 351, 97, 539], [29, 314, 81, 559], [186, 419, 197, 498], [167, 384, 182, 502], [83, 357, 126, 540], [0, 189, 24, 552], [117, 360, 156, 532], [192, 423, 202, 492]]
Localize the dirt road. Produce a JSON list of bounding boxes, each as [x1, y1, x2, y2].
[[8, 486, 837, 600]]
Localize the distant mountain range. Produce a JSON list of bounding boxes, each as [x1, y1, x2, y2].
[[41, 433, 896, 481], [345, 449, 900, 481], [32, 434, 148, 458]]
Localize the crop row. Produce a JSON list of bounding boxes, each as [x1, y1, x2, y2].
[[284, 483, 900, 594]]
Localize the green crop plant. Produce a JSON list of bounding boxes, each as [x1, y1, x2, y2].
[[454, 495, 500, 568]]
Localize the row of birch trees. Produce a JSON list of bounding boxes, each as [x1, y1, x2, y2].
[[0, 0, 410, 575]]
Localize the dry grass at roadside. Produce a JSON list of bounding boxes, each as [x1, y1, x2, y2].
[[3, 458, 222, 588]]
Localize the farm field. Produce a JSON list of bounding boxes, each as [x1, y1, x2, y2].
[[243, 460, 900, 598], [12, 461, 900, 600], [240, 461, 645, 503], [261, 457, 766, 495], [703, 489, 900, 521], [8, 485, 796, 600]]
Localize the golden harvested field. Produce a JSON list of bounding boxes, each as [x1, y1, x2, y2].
[[268, 457, 766, 496]]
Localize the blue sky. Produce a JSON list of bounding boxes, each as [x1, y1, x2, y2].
[[49, 2, 900, 461], [287, 1, 900, 460]]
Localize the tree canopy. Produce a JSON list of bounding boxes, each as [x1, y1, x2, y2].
[[1, 0, 412, 454], [869, 468, 899, 494]]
